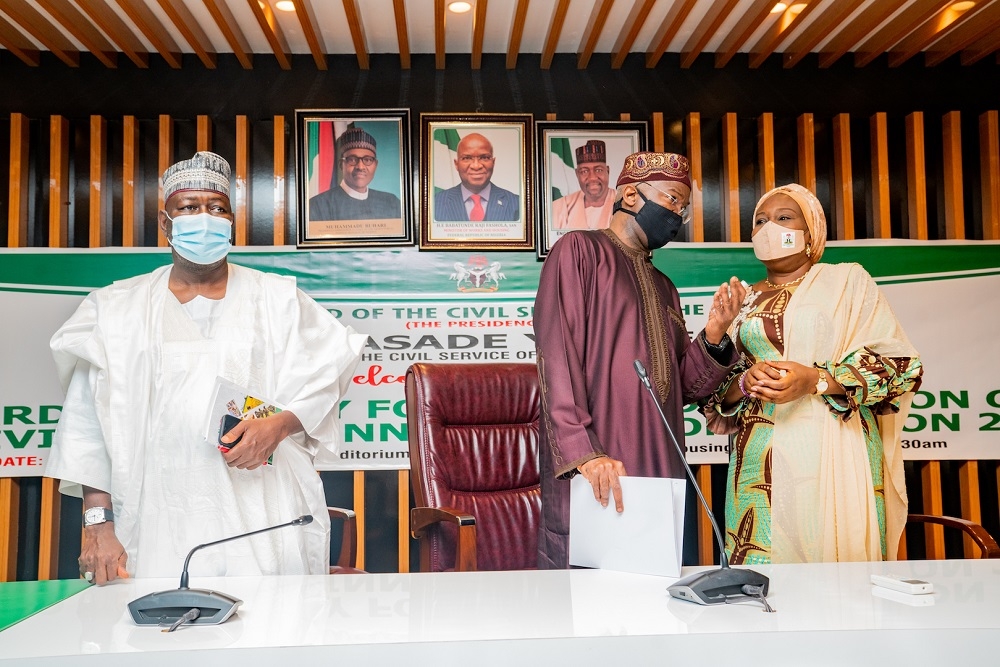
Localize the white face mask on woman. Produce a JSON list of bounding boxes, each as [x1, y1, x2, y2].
[[752, 221, 805, 261]]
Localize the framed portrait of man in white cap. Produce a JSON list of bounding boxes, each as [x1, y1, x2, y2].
[[535, 120, 648, 259], [295, 109, 413, 247]]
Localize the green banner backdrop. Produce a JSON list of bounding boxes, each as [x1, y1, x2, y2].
[[2, 240, 998, 476]]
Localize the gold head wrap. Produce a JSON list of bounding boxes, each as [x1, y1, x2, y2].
[[754, 183, 826, 263]]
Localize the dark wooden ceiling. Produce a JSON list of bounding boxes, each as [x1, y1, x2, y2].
[[0, 0, 998, 71]]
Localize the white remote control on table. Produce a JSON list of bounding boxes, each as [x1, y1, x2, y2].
[[870, 573, 933, 595]]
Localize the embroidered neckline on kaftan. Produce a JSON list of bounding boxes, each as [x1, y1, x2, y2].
[[601, 229, 671, 403]]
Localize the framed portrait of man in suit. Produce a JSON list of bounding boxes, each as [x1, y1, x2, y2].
[[535, 120, 648, 259], [419, 113, 534, 250], [296, 108, 413, 247]]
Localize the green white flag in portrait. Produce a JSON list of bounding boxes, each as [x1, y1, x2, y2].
[[432, 127, 461, 193], [549, 136, 576, 202]]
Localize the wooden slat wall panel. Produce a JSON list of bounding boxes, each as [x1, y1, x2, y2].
[[1, 115, 28, 580], [959, 462, 981, 558], [273, 115, 286, 246], [901, 110, 945, 559], [905, 112, 928, 240], [3, 108, 997, 580], [234, 116, 250, 246], [870, 112, 891, 239], [831, 113, 854, 240], [122, 116, 141, 247], [757, 112, 775, 195], [2, 118, 26, 584], [89, 116, 107, 248], [685, 112, 704, 242], [720, 113, 740, 242], [0, 479, 17, 581], [921, 462, 945, 559], [696, 466, 714, 566], [7, 112, 29, 248], [651, 111, 664, 152], [981, 110, 1000, 240], [48, 115, 69, 248], [942, 110, 965, 240], [796, 113, 816, 194], [398, 470, 409, 573], [157, 115, 173, 246], [197, 115, 212, 152], [39, 115, 70, 580], [354, 470, 366, 570]]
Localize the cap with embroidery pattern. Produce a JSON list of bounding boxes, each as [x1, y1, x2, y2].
[[336, 127, 377, 154], [616, 152, 691, 189], [161, 151, 231, 201], [575, 140, 607, 165]]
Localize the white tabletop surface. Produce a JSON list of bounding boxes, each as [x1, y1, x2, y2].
[[1, 559, 998, 666]]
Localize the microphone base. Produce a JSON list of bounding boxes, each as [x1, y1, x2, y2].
[[668, 567, 769, 605], [128, 588, 243, 626]]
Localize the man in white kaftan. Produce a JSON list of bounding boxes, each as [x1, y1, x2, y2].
[[46, 152, 366, 582]]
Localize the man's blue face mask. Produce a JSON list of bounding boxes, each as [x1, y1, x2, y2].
[[166, 212, 233, 265]]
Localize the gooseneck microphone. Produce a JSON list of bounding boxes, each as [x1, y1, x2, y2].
[[128, 514, 314, 627], [633, 360, 770, 606]]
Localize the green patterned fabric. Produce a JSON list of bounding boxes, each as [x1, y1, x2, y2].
[[711, 282, 923, 564]]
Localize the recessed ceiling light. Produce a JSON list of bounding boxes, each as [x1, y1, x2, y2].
[[448, 1, 472, 13], [788, 3, 807, 13], [950, 1, 975, 10], [275, 0, 295, 11], [770, 3, 788, 13]]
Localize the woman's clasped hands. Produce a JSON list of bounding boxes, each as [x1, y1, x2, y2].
[[741, 360, 820, 404]]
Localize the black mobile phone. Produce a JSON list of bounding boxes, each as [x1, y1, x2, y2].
[[219, 414, 244, 448]]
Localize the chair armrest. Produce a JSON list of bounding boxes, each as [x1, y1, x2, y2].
[[410, 506, 478, 572], [907, 514, 1000, 558], [328, 507, 359, 570]]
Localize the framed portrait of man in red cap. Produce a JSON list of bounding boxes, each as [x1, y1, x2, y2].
[[535, 120, 648, 259], [295, 109, 413, 247]]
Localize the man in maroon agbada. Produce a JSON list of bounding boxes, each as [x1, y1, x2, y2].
[[534, 151, 747, 569]]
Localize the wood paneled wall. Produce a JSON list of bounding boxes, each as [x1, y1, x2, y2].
[[2, 107, 998, 580]]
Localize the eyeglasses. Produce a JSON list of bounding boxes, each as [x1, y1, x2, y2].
[[458, 154, 494, 165], [644, 183, 691, 223], [342, 155, 376, 166], [575, 166, 609, 177]]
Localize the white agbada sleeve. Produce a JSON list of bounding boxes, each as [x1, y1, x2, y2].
[[269, 285, 367, 457], [46, 293, 114, 498]]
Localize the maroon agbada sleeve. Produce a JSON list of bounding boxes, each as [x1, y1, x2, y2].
[[534, 234, 606, 477]]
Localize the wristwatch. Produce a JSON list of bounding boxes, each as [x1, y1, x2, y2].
[[83, 507, 114, 527], [814, 368, 830, 395]]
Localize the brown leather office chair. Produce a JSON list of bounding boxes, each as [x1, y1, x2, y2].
[[902, 513, 1000, 559], [328, 507, 365, 574], [406, 363, 541, 572]]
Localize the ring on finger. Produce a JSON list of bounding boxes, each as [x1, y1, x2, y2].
[[83, 571, 94, 582]]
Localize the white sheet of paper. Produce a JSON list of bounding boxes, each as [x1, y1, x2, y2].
[[569, 475, 686, 578]]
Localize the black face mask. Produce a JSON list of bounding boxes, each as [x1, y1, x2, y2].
[[614, 187, 684, 250]]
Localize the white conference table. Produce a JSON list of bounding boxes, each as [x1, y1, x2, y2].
[[1, 559, 998, 666]]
